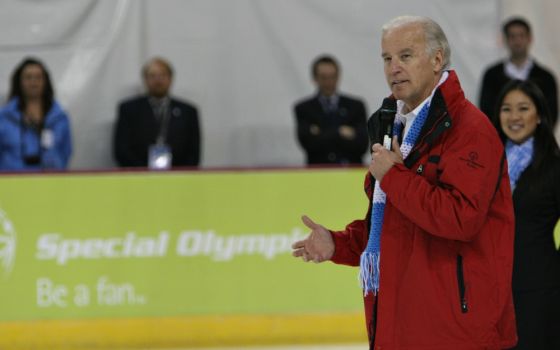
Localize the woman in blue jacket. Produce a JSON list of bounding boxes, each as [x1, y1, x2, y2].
[[0, 57, 72, 170]]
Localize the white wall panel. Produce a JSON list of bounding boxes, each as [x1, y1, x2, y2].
[[0, 0, 555, 169]]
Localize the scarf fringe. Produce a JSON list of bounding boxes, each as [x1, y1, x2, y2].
[[359, 251, 380, 296]]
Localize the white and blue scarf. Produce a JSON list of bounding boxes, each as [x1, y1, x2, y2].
[[359, 102, 431, 296], [505, 137, 534, 191]]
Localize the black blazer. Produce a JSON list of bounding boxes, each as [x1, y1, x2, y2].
[[511, 158, 560, 291], [479, 61, 558, 126], [294, 94, 368, 165], [114, 95, 200, 167]]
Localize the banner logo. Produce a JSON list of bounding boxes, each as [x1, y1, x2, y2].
[[0, 209, 16, 276]]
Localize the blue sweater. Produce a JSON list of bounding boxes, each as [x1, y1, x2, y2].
[[0, 98, 72, 170]]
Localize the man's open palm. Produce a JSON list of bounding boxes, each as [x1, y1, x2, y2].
[[292, 215, 334, 263]]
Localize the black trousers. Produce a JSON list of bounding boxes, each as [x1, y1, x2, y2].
[[512, 288, 560, 349]]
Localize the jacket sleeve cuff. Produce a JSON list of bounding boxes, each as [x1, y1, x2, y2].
[[330, 230, 361, 266]]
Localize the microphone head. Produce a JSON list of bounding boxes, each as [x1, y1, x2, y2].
[[380, 98, 397, 115], [367, 97, 397, 146]]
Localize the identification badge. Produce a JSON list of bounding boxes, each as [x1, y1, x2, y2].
[[41, 129, 54, 149], [148, 144, 172, 170]]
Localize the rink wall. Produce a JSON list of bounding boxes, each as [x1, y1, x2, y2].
[[0, 168, 368, 349], [1, 168, 558, 349]]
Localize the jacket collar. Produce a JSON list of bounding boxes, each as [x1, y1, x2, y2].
[[4, 97, 63, 127], [402, 70, 462, 168]]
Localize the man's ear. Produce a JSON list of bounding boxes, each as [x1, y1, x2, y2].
[[432, 49, 444, 73]]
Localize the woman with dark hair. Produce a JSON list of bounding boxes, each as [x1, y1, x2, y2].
[[493, 79, 560, 349], [0, 57, 72, 170]]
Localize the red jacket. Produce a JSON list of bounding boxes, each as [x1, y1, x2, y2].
[[330, 71, 517, 349]]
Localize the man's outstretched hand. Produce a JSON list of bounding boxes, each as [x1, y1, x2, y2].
[[292, 215, 334, 263]]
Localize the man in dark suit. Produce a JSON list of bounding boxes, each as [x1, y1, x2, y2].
[[479, 17, 558, 126], [114, 57, 200, 168], [294, 55, 368, 165]]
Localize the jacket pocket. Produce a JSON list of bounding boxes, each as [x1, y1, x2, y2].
[[456, 254, 469, 313]]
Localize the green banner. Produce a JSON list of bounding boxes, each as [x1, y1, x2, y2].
[[0, 169, 369, 321]]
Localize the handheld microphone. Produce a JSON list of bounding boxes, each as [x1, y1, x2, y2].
[[379, 98, 397, 150]]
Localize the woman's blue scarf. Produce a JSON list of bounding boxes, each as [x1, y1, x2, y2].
[[505, 137, 534, 191]]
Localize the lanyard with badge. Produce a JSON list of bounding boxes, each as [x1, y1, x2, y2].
[[148, 100, 173, 170], [20, 116, 54, 167]]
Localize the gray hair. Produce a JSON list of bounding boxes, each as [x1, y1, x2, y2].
[[382, 16, 451, 70]]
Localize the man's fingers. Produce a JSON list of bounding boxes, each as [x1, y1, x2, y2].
[[292, 239, 306, 249], [371, 143, 383, 153], [293, 247, 311, 262], [392, 137, 402, 157], [292, 248, 305, 257], [314, 253, 329, 263], [301, 215, 319, 230]]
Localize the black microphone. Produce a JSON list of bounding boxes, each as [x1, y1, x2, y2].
[[379, 98, 397, 150]]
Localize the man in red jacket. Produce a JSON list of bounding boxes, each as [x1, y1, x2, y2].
[[292, 16, 518, 349]]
